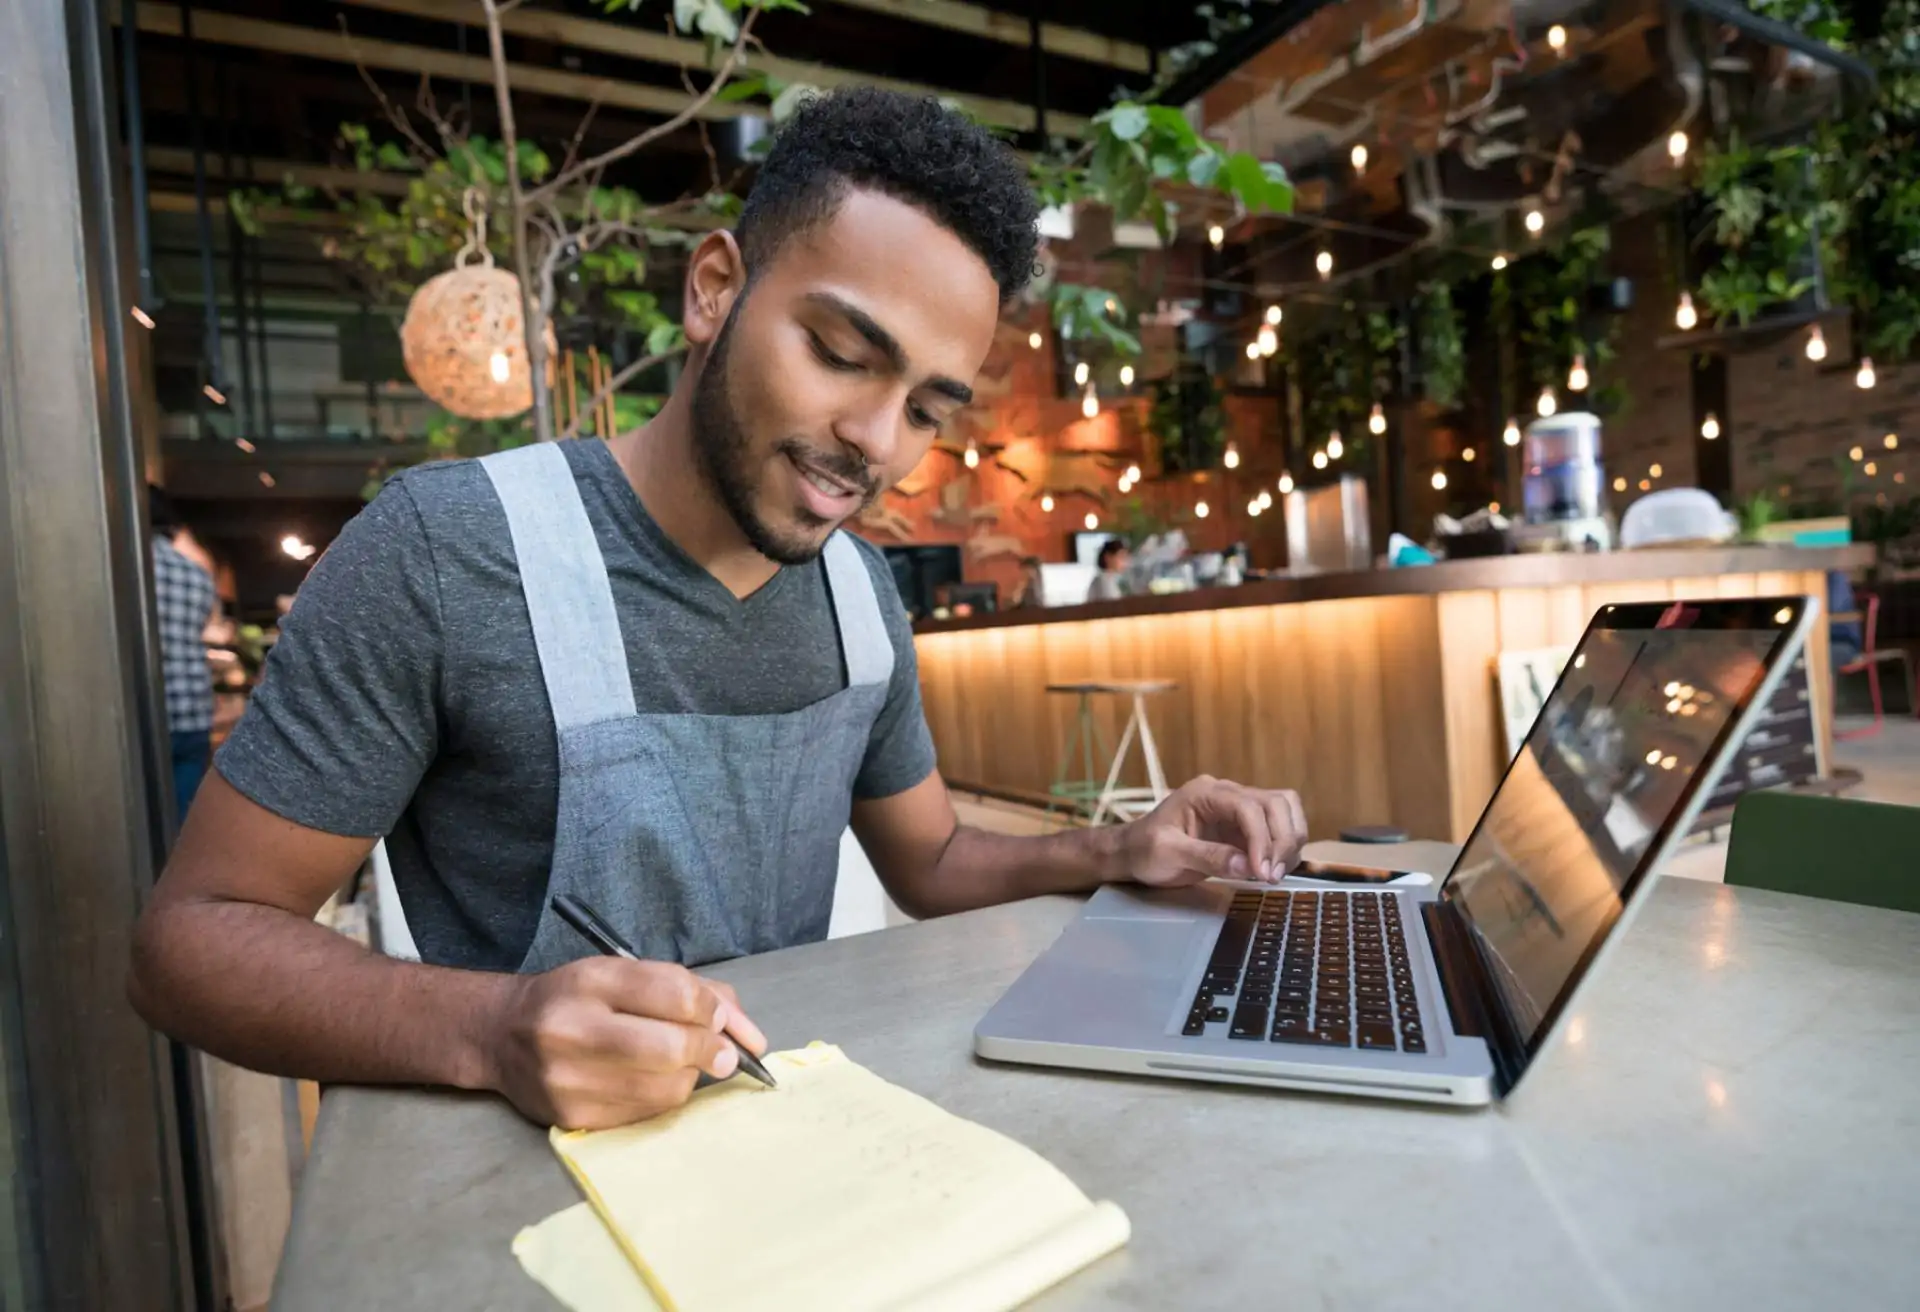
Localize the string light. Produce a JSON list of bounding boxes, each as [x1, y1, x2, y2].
[[1084, 512, 1100, 530], [964, 439, 980, 468], [1246, 341, 1262, 360], [259, 471, 276, 488], [1866, 461, 1879, 476], [1857, 357, 1876, 389], [1248, 498, 1264, 517], [1489, 501, 1500, 513], [1503, 418, 1523, 447], [1351, 142, 1369, 172], [1431, 469, 1449, 490], [1547, 23, 1567, 50], [1040, 493, 1055, 512], [1851, 445, 1865, 462], [203, 383, 227, 405], [1369, 403, 1387, 435], [1125, 464, 1141, 483], [1537, 386, 1558, 417], [1650, 463, 1664, 478], [130, 305, 156, 329], [1701, 413, 1720, 440], [1029, 331, 1043, 350], [1257, 490, 1273, 510], [1614, 477, 1628, 492], [1073, 361, 1090, 387], [1567, 353, 1589, 391], [1326, 433, 1345, 461], [1315, 250, 1334, 278], [1805, 324, 1827, 361], [488, 349, 511, 384], [1223, 442, 1241, 469], [1081, 385, 1099, 419], [1668, 130, 1689, 163], [1491, 253, 1509, 270], [235, 438, 256, 454], [1312, 450, 1329, 470], [1265, 304, 1283, 326], [1278, 473, 1295, 494], [1195, 500, 1210, 519], [1639, 478, 1651, 491], [1208, 224, 1225, 249], [1525, 207, 1545, 235], [1675, 292, 1697, 331], [1119, 364, 1135, 387], [1256, 324, 1278, 356], [1462, 447, 1477, 462], [1886, 433, 1899, 450]]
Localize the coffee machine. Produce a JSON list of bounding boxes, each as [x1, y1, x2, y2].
[[1512, 411, 1613, 552]]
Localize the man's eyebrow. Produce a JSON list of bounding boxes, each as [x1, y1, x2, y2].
[[804, 291, 973, 406]]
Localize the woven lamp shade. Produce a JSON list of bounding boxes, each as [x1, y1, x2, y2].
[[400, 264, 555, 420]]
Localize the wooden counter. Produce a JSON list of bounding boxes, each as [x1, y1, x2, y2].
[[914, 545, 1874, 842]]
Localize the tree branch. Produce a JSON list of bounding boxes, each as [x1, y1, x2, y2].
[[557, 95, 604, 181], [337, 17, 438, 161], [530, 5, 761, 203], [559, 345, 687, 440], [479, 0, 553, 440]]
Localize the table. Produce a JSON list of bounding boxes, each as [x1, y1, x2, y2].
[[274, 863, 1920, 1311]]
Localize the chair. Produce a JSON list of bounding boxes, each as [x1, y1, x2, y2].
[[1724, 791, 1920, 914], [368, 839, 421, 961], [1045, 679, 1176, 825], [1835, 594, 1917, 740]]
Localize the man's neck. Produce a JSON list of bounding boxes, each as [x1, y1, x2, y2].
[[605, 392, 782, 600]]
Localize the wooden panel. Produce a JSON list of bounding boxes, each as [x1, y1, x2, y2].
[[1374, 596, 1453, 842], [1435, 590, 1503, 840]]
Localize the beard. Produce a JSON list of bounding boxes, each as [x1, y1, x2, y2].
[[690, 301, 880, 566]]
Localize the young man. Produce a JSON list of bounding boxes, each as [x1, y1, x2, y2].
[[130, 89, 1306, 1131], [1088, 538, 1132, 601]]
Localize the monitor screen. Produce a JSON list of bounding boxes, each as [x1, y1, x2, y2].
[[1441, 600, 1804, 1052]]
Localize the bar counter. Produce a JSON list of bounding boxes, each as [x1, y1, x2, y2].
[[913, 544, 1875, 841]]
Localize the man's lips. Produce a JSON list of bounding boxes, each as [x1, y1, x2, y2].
[[785, 449, 872, 516]]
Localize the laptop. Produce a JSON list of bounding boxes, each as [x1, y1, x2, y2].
[[975, 596, 1819, 1106]]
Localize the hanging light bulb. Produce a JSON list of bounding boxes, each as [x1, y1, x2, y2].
[[1701, 412, 1721, 440], [1525, 207, 1545, 235], [1668, 130, 1689, 163], [1675, 291, 1698, 331], [234, 437, 256, 454], [1650, 463, 1664, 478], [1040, 493, 1055, 512], [1857, 356, 1877, 389], [1257, 490, 1273, 510], [1125, 464, 1141, 483], [488, 349, 511, 384], [203, 383, 228, 406], [1029, 331, 1043, 350], [1084, 512, 1100, 530], [1462, 446, 1477, 462], [1327, 432, 1345, 461], [1851, 445, 1865, 462], [1503, 418, 1523, 447], [1351, 142, 1369, 173], [1208, 224, 1225, 249], [1073, 360, 1090, 387], [1278, 472, 1295, 494], [1248, 498, 1264, 517], [1805, 323, 1828, 361], [1315, 249, 1334, 278], [1614, 477, 1628, 492], [1547, 23, 1567, 50], [1567, 353, 1589, 391], [1865, 461, 1879, 477], [1537, 386, 1558, 417], [963, 438, 980, 468], [1431, 469, 1449, 490], [1246, 341, 1262, 360], [1119, 364, 1135, 387], [1369, 403, 1387, 435], [1265, 303, 1283, 326], [1194, 500, 1210, 519], [130, 305, 156, 330], [1312, 450, 1329, 470], [1081, 385, 1100, 419], [1257, 324, 1278, 356], [1223, 441, 1241, 469], [1491, 253, 1509, 271], [1885, 433, 1899, 450]]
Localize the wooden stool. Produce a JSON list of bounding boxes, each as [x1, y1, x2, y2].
[[1045, 679, 1177, 825]]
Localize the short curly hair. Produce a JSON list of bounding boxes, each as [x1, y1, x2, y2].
[[736, 87, 1039, 304]]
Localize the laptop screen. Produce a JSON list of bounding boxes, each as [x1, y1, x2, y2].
[[1440, 600, 1805, 1053]]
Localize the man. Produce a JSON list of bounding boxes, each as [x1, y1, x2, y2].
[[1087, 537, 1132, 601], [149, 485, 219, 823], [129, 89, 1306, 1132], [1010, 555, 1045, 609]]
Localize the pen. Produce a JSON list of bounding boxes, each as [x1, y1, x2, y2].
[[550, 893, 778, 1090]]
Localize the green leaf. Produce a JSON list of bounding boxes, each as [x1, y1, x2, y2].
[[1107, 104, 1150, 141], [713, 74, 771, 103], [1186, 151, 1222, 188], [770, 82, 819, 123], [646, 321, 685, 357]]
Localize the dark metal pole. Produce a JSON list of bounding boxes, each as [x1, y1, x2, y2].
[[119, 0, 156, 308], [217, 49, 256, 435], [179, 0, 229, 408]]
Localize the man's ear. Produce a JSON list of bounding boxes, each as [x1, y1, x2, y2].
[[683, 230, 746, 347]]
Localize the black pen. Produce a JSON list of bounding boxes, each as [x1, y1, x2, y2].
[[550, 893, 778, 1090]]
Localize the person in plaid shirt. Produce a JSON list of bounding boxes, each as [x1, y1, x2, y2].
[[150, 485, 218, 821]]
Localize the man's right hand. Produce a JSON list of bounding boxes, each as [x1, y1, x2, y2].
[[486, 957, 769, 1130]]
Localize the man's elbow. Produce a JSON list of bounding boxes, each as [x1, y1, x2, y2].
[[126, 901, 181, 1034]]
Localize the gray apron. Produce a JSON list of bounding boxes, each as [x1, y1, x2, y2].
[[479, 441, 893, 973]]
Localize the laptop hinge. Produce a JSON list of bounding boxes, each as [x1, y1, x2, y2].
[[1423, 900, 1526, 1097]]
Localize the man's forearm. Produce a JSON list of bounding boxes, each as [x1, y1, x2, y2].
[[129, 896, 512, 1090], [889, 822, 1131, 919]]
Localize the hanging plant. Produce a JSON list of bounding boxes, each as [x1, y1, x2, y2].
[[1416, 282, 1467, 409]]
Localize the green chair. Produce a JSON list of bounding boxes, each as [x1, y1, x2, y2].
[[1724, 791, 1920, 914]]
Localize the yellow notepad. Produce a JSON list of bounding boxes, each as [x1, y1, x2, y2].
[[514, 1043, 1128, 1312]]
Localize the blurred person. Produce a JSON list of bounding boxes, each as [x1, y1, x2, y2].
[[149, 485, 219, 823], [1087, 538, 1131, 601], [1009, 555, 1045, 608]]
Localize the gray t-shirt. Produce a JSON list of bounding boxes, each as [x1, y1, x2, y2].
[[216, 439, 935, 969]]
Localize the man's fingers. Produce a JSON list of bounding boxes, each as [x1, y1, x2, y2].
[[700, 976, 768, 1055], [583, 958, 722, 1029], [593, 1010, 733, 1077], [1283, 790, 1308, 851], [1155, 831, 1248, 883], [1262, 790, 1307, 871]]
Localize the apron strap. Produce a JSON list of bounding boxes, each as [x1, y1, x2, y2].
[[481, 442, 637, 730], [822, 531, 894, 688]]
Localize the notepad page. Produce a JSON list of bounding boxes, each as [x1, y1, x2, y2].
[[548, 1043, 1128, 1312], [513, 1202, 662, 1312]]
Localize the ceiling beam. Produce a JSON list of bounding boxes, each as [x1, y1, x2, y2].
[[337, 0, 1088, 136], [823, 0, 1151, 73], [147, 146, 413, 196]]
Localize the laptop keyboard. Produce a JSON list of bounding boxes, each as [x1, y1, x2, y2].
[[1182, 889, 1429, 1054]]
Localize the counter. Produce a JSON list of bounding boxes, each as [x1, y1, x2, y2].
[[913, 544, 1874, 840]]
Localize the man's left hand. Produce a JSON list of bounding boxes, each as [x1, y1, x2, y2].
[[1118, 776, 1308, 889]]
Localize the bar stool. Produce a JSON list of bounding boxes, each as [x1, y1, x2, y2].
[[1045, 679, 1177, 825]]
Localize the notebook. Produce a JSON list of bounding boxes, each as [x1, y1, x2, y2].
[[513, 1043, 1128, 1312]]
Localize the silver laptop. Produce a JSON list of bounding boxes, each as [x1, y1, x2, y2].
[[975, 597, 1819, 1106]]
